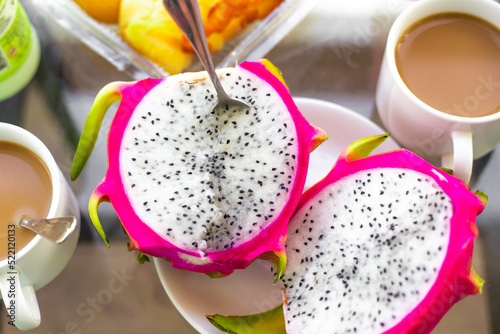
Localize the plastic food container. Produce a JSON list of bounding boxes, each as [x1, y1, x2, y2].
[[26, 0, 319, 80]]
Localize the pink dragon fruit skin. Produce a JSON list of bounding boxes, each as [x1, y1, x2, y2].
[[206, 134, 485, 334], [71, 60, 327, 278]]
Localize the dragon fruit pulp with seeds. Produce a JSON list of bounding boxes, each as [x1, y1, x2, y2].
[[70, 59, 327, 278], [207, 134, 485, 334]]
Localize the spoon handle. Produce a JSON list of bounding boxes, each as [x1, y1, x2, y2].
[[163, 0, 227, 97], [18, 216, 77, 244]]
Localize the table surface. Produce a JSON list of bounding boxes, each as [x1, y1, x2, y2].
[[1, 0, 499, 333]]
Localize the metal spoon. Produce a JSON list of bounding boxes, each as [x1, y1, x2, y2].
[[162, 0, 250, 112], [18, 216, 77, 244]]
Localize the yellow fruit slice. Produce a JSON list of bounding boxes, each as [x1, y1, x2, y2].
[[119, 0, 193, 75]]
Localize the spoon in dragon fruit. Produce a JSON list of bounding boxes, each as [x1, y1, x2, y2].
[[162, 0, 250, 113], [17, 216, 77, 244]]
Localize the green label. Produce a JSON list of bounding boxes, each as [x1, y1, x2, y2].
[[0, 0, 33, 81]]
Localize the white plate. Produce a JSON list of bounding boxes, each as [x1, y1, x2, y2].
[[154, 97, 401, 334]]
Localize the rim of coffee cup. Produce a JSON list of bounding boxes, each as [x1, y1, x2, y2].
[[0, 122, 62, 265], [386, 0, 500, 124]]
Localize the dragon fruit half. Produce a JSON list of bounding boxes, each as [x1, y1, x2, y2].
[[71, 59, 326, 278], [207, 134, 486, 334]]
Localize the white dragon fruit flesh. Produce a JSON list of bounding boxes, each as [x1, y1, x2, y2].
[[71, 59, 327, 278], [207, 134, 485, 333]]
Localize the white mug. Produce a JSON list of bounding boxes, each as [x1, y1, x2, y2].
[[375, 0, 500, 184], [0, 123, 80, 331]]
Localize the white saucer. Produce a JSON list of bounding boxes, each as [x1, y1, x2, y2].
[[154, 97, 400, 334]]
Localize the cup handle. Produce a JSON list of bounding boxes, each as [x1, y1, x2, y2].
[[441, 131, 473, 185], [0, 271, 41, 331]]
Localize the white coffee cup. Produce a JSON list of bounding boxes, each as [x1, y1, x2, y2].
[[375, 0, 500, 184], [0, 123, 80, 331]]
